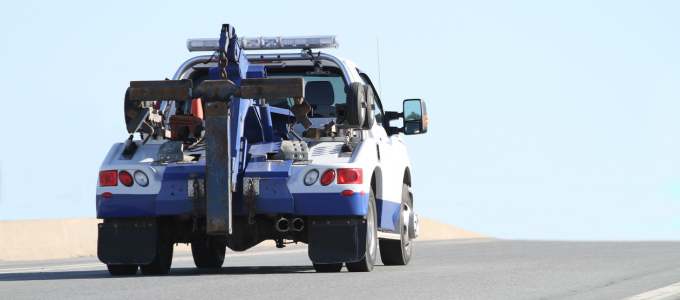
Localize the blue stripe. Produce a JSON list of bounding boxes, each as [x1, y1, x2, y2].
[[97, 192, 402, 229], [97, 194, 156, 218], [96, 193, 194, 218], [376, 199, 401, 232], [162, 164, 205, 180], [156, 165, 197, 215], [255, 178, 294, 213], [293, 192, 367, 216]]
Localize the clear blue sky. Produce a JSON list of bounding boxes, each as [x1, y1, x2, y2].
[[1, 0, 679, 240]]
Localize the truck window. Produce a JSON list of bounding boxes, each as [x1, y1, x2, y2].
[[267, 73, 347, 118]]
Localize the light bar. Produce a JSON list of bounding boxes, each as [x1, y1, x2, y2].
[[240, 35, 338, 50], [186, 35, 338, 52], [187, 38, 220, 52]]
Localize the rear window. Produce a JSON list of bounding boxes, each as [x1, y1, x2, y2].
[[268, 72, 345, 100]]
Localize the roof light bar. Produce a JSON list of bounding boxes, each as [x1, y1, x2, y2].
[[240, 35, 338, 50], [186, 35, 338, 52], [186, 38, 220, 52]]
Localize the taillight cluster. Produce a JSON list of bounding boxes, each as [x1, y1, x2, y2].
[[337, 168, 362, 184], [99, 170, 118, 187], [99, 170, 149, 187], [119, 171, 133, 186], [310, 168, 363, 186], [319, 169, 336, 186]]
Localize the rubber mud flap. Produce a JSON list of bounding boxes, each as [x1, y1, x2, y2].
[[97, 219, 158, 265], [308, 218, 366, 264]]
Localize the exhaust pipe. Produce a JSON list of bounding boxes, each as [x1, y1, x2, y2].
[[291, 218, 305, 232], [275, 217, 290, 232]]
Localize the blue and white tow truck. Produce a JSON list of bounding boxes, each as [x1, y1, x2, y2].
[[96, 24, 429, 275]]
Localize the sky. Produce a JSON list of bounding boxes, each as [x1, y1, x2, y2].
[[1, 0, 679, 240]]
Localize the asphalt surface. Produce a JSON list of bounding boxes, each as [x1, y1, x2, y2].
[[2, 239, 680, 300]]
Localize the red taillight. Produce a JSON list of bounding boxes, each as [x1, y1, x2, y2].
[[119, 171, 133, 187], [320, 169, 336, 186], [99, 170, 118, 187], [337, 168, 363, 184], [102, 192, 113, 199], [341, 190, 355, 196]]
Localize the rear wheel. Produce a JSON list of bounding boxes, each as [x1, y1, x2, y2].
[[191, 236, 226, 269], [107, 264, 138, 276], [313, 263, 343, 272], [140, 236, 173, 275], [379, 183, 413, 265], [346, 188, 378, 272]]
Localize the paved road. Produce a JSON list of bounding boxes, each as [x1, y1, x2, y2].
[[2, 239, 680, 299]]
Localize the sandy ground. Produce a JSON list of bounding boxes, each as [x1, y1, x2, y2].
[[0, 217, 484, 261]]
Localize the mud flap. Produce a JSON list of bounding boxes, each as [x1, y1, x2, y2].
[[308, 218, 366, 264], [97, 219, 158, 265]]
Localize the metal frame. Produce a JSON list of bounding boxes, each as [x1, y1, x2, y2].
[[244, 52, 352, 84], [160, 52, 353, 126], [170, 52, 351, 83]]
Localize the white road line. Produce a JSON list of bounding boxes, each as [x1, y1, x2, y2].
[[0, 263, 102, 274], [625, 281, 680, 300], [0, 248, 306, 275]]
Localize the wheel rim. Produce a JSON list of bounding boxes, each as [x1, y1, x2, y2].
[[402, 203, 412, 253], [367, 200, 377, 259]]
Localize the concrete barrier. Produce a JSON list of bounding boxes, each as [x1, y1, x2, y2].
[[0, 217, 483, 262], [0, 219, 99, 262]]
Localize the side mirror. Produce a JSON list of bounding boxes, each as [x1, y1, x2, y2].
[[402, 99, 428, 135]]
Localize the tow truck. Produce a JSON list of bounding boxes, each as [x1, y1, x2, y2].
[[96, 24, 429, 275]]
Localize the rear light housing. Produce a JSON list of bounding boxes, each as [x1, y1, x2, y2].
[[319, 169, 336, 186], [303, 169, 320, 186], [99, 170, 118, 187], [119, 170, 134, 187], [337, 168, 363, 184], [133, 170, 149, 187]]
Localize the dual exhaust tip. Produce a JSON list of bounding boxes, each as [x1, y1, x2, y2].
[[276, 217, 304, 232]]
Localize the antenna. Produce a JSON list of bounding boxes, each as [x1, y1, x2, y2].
[[376, 37, 383, 93]]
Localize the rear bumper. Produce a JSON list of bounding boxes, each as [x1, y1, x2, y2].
[[291, 192, 367, 216], [96, 194, 192, 218], [97, 192, 368, 218]]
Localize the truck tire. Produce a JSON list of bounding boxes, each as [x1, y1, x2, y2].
[[140, 237, 173, 275], [191, 237, 226, 269], [345, 82, 366, 127], [107, 264, 138, 276], [346, 188, 378, 272], [379, 183, 413, 265], [363, 85, 374, 129], [313, 263, 343, 272]]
